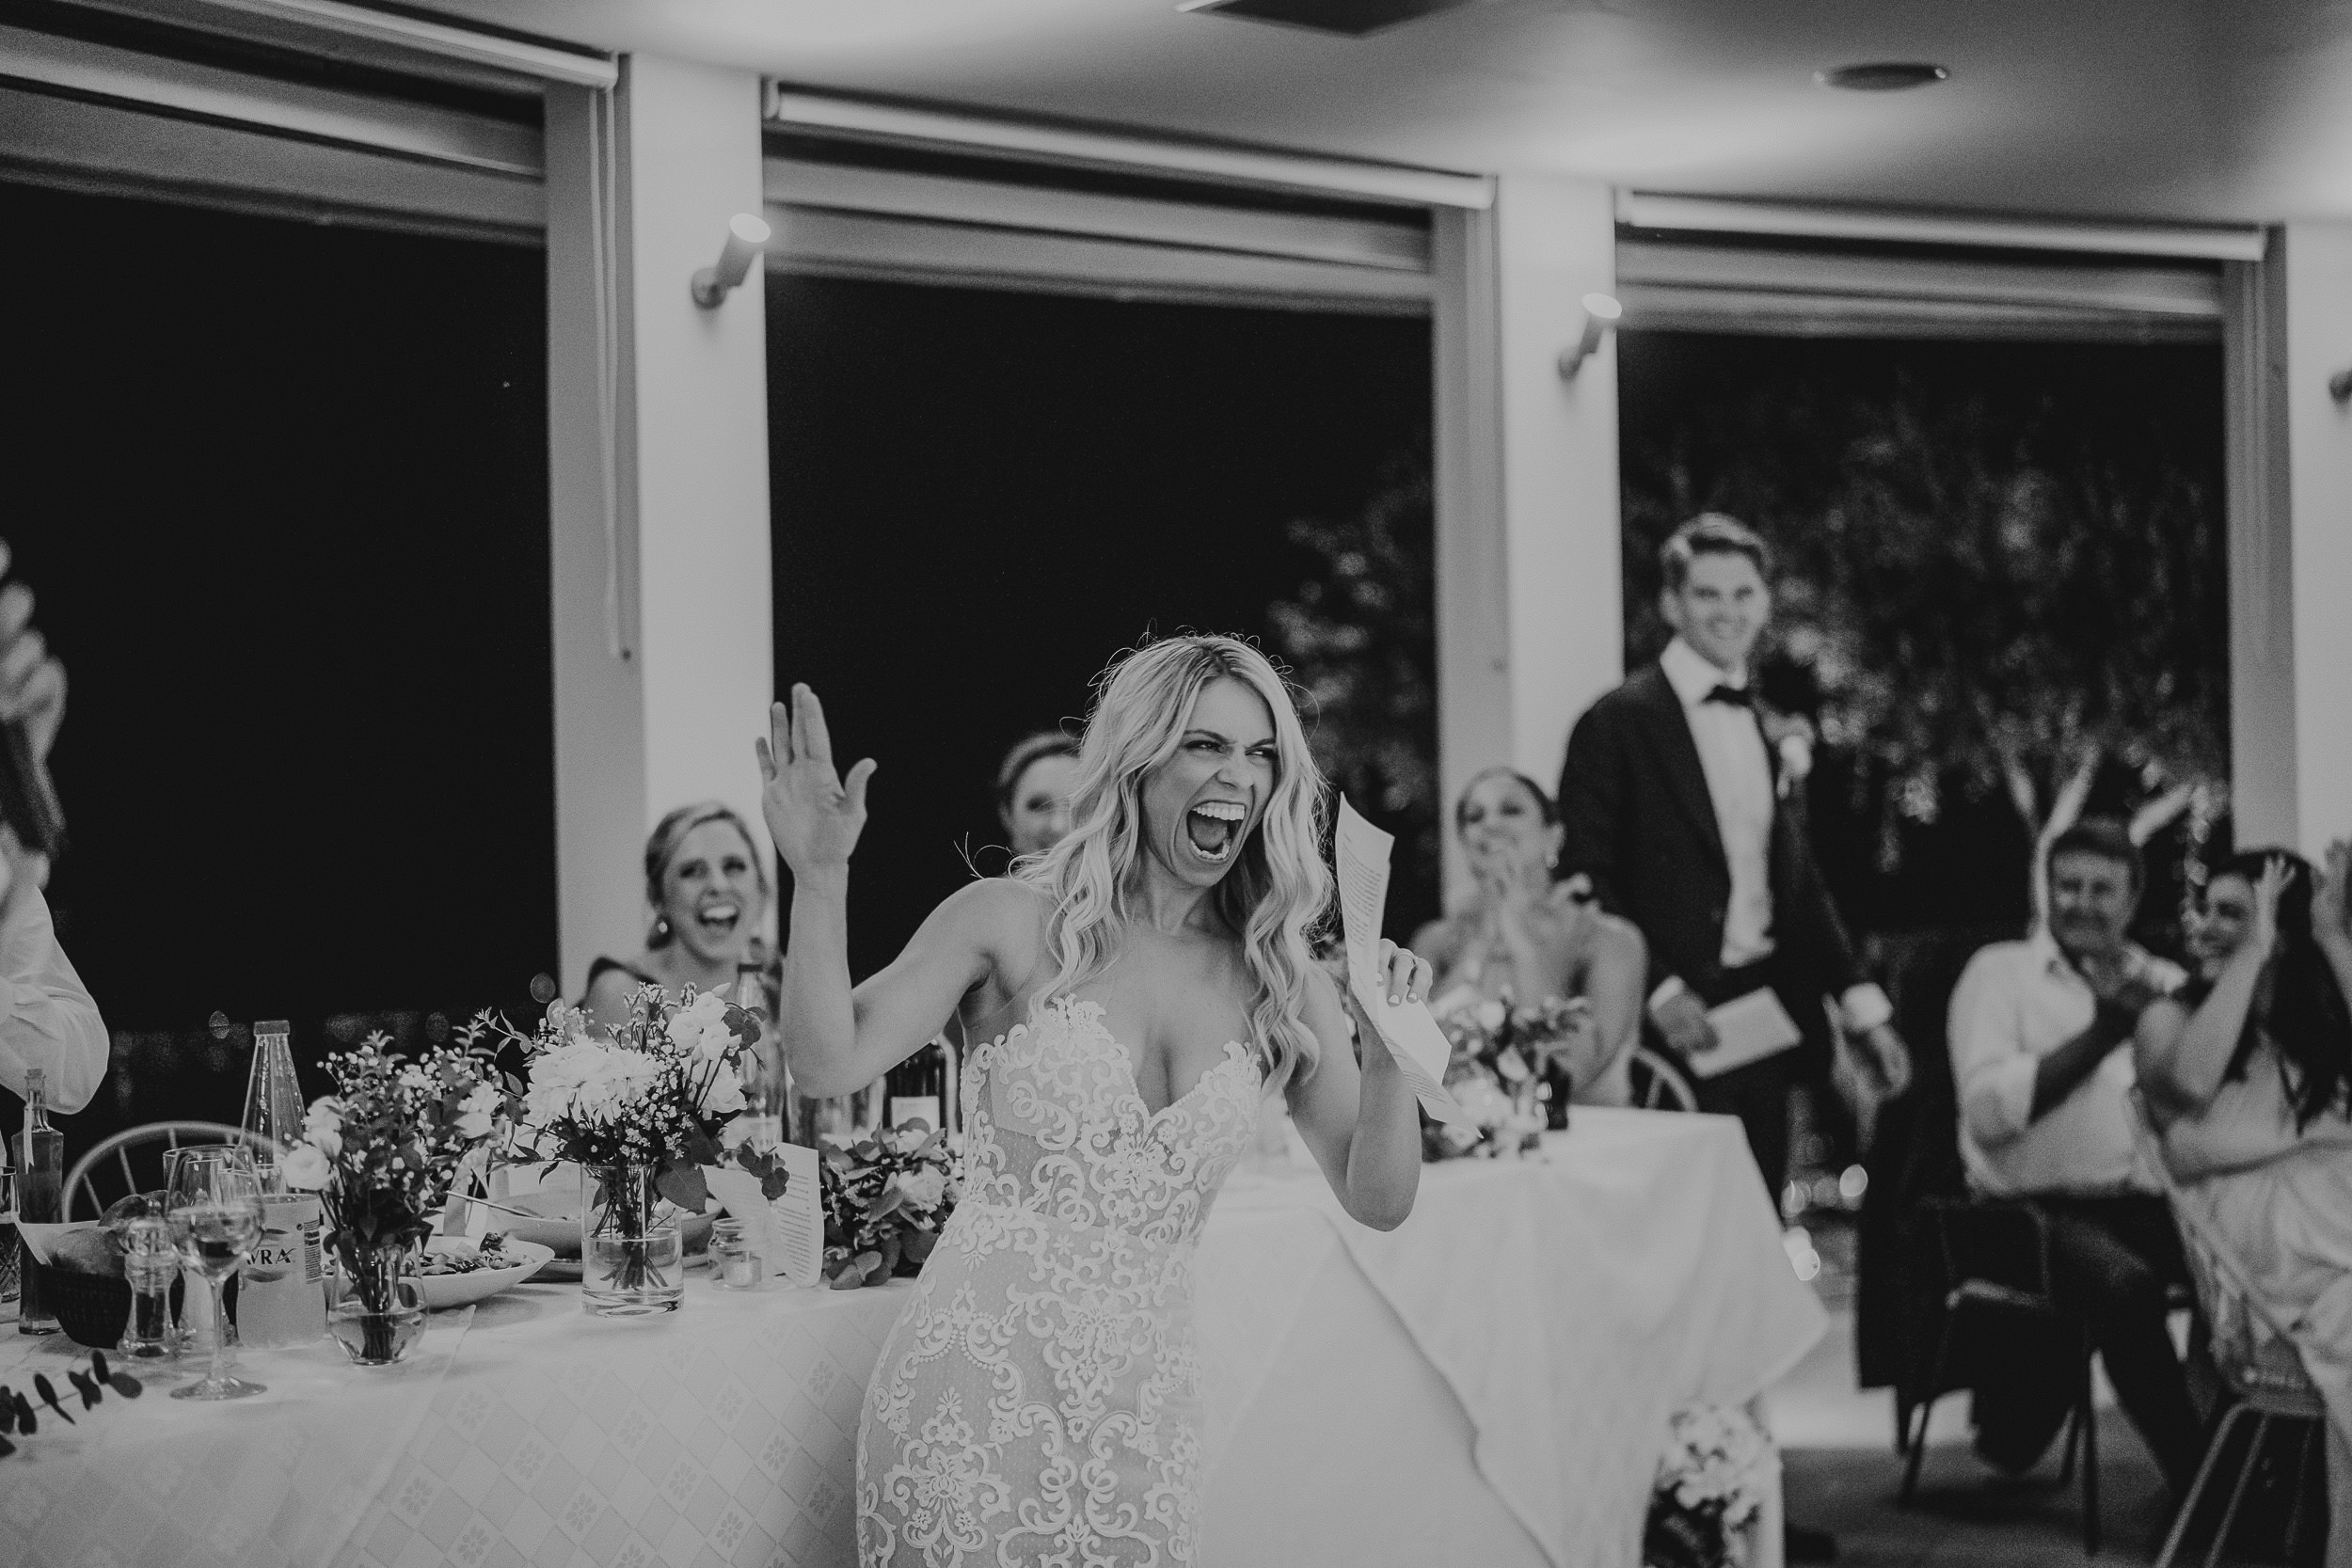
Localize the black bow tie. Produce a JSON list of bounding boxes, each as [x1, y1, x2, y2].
[[1703, 685, 1754, 708]]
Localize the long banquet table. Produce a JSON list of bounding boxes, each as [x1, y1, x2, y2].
[[0, 1109, 1821, 1568]]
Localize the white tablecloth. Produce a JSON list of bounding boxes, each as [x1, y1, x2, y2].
[[0, 1109, 1820, 1568]]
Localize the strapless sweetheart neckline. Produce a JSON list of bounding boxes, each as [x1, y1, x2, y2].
[[977, 994, 1253, 1125]]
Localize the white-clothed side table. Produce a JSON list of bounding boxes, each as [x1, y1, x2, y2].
[[0, 1109, 1818, 1568]]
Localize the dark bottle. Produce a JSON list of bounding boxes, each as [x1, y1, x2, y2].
[[15, 1068, 62, 1335], [883, 1040, 948, 1135]]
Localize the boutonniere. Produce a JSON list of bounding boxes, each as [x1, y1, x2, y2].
[[1759, 711, 1817, 798]]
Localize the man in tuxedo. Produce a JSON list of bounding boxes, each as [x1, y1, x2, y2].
[[1558, 515, 1911, 1202]]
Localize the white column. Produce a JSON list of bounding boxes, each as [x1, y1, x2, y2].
[[1432, 176, 1621, 903], [2226, 223, 2352, 856], [545, 56, 774, 992]]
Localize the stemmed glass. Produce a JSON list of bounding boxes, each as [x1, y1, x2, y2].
[[166, 1148, 267, 1401]]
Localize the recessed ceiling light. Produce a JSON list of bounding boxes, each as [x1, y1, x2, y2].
[[1818, 62, 1950, 92]]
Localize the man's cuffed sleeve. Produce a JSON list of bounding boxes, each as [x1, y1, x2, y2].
[[1947, 950, 2032, 1147]]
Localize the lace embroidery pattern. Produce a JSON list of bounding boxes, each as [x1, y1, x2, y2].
[[857, 996, 1263, 1567]]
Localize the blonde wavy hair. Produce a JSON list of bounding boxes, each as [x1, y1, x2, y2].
[[1014, 635, 1332, 1090]]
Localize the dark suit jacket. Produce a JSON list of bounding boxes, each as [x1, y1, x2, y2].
[[1555, 662, 1867, 1017]]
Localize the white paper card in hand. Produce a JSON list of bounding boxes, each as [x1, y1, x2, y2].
[[1335, 797, 1474, 1129], [1686, 988, 1804, 1080]]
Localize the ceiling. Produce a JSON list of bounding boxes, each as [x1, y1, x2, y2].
[[420, 0, 2352, 225]]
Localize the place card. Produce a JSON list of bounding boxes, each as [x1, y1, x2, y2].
[[764, 1143, 822, 1286]]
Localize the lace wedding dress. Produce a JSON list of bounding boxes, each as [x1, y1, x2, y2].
[[856, 994, 1264, 1567]]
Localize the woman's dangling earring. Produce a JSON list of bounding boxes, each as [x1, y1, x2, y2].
[[1545, 851, 1560, 871], [654, 914, 672, 942]]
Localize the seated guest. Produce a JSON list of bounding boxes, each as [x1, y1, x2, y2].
[[2136, 844, 2352, 1564], [1946, 818, 2201, 1491], [993, 731, 1080, 861], [583, 801, 772, 1031], [1413, 768, 1646, 1108], [0, 540, 104, 1116]]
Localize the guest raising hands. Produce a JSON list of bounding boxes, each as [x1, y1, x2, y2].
[[2136, 844, 2352, 1566], [1413, 768, 1647, 1108]]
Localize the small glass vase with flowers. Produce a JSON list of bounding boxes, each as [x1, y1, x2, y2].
[[477, 985, 785, 1316], [280, 1036, 501, 1365]]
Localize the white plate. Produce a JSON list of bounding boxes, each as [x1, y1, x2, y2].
[[327, 1238, 555, 1311]]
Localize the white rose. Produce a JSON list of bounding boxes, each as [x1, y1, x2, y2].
[[897, 1166, 946, 1211], [307, 1124, 342, 1160], [281, 1142, 333, 1191], [697, 1069, 746, 1117], [666, 991, 739, 1063], [1472, 1000, 1508, 1033]]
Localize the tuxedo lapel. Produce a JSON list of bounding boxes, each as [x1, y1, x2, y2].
[[1632, 666, 1728, 872]]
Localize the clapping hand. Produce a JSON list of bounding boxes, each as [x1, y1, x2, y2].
[[755, 685, 877, 879], [0, 542, 64, 764], [2251, 851, 2296, 960], [2314, 841, 2352, 958]]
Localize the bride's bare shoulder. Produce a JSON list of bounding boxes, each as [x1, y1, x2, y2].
[[933, 877, 1052, 963]]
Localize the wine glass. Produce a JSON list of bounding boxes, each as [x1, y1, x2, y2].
[[166, 1147, 266, 1400]]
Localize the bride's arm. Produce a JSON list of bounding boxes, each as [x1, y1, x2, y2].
[[760, 685, 1015, 1097], [1286, 944, 1429, 1231]]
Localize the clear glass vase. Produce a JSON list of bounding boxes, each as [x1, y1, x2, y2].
[[581, 1164, 683, 1317], [326, 1243, 426, 1366]]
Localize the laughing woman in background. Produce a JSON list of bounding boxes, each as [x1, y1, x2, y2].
[[582, 800, 773, 1032]]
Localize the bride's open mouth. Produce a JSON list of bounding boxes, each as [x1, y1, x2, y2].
[[1184, 800, 1246, 864]]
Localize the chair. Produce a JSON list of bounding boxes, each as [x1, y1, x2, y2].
[[2128, 1101, 2328, 1568], [1627, 1045, 1699, 1112], [63, 1121, 283, 1220], [1897, 1194, 2105, 1555]]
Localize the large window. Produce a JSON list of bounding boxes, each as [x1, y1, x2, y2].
[[0, 182, 554, 1138]]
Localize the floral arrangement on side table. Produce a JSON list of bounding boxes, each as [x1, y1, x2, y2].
[[1423, 994, 1589, 1161], [1643, 1403, 1775, 1568], [820, 1121, 960, 1289], [470, 986, 788, 1313], [282, 1036, 501, 1362]]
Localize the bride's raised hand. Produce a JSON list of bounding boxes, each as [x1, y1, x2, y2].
[[755, 684, 877, 877]]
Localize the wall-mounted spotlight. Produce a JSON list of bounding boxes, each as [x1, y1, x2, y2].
[[2330, 367, 2352, 405], [691, 214, 771, 309], [1557, 293, 1623, 379]]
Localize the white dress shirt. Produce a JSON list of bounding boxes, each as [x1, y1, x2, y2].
[[0, 885, 108, 1117], [1947, 928, 2183, 1196], [1647, 640, 1894, 1035], [1660, 638, 1777, 969]]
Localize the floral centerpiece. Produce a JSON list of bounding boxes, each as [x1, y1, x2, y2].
[[1643, 1404, 1775, 1568], [818, 1121, 960, 1289], [281, 1036, 501, 1362], [471, 985, 787, 1315], [1422, 994, 1588, 1160]]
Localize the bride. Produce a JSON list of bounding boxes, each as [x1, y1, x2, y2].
[[759, 634, 1428, 1567]]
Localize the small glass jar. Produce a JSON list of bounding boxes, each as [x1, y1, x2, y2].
[[710, 1219, 765, 1291]]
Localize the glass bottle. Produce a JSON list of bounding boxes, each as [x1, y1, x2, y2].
[[14, 1068, 62, 1335], [240, 1020, 303, 1193], [733, 949, 784, 1152], [884, 1039, 947, 1135]]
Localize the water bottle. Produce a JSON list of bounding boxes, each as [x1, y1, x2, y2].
[[241, 1020, 303, 1192], [237, 1191, 325, 1348]]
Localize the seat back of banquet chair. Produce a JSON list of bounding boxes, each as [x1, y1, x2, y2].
[[63, 1121, 284, 1221], [1628, 1045, 1699, 1112], [2124, 1094, 2326, 1418]]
